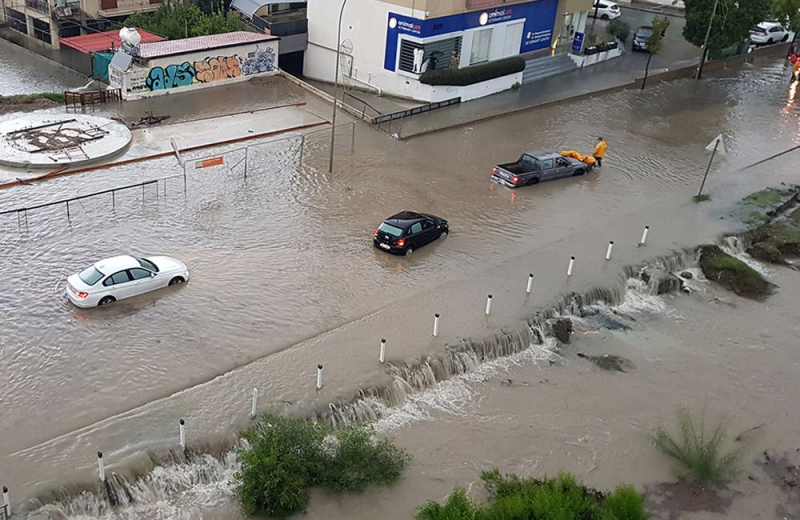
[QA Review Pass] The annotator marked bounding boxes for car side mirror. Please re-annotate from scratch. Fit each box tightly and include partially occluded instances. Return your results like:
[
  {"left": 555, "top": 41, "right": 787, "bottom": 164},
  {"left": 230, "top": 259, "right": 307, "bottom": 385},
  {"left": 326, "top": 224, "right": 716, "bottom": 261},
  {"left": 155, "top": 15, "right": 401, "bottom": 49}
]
[{"left": 150, "top": 272, "right": 156, "bottom": 277}]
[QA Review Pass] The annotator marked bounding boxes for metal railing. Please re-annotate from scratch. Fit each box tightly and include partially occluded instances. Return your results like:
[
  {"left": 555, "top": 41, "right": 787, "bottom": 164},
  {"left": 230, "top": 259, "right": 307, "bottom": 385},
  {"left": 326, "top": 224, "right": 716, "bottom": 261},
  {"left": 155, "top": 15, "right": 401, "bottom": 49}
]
[
  {"left": 372, "top": 97, "right": 461, "bottom": 125},
  {"left": 24, "top": 0, "right": 49, "bottom": 14}
]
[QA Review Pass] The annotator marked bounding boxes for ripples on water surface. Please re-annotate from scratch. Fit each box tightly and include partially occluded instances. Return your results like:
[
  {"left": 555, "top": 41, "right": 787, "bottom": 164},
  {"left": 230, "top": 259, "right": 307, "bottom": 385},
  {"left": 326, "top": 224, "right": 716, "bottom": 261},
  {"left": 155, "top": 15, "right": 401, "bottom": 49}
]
[{"left": 1, "top": 62, "right": 800, "bottom": 492}]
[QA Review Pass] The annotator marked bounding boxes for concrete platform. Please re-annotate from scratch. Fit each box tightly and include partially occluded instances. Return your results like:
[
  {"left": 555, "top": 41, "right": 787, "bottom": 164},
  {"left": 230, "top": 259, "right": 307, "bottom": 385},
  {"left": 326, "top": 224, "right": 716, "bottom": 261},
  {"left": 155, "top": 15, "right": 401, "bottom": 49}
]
[{"left": 0, "top": 114, "right": 131, "bottom": 169}]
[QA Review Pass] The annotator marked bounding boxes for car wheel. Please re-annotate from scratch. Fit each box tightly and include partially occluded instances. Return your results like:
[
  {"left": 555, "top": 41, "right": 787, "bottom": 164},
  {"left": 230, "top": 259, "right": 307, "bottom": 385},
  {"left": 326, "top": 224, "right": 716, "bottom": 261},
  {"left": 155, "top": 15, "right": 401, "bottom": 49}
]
[
  {"left": 783, "top": 34, "right": 789, "bottom": 42},
  {"left": 404, "top": 248, "right": 414, "bottom": 256},
  {"left": 601, "top": 14, "right": 609, "bottom": 20},
  {"left": 573, "top": 169, "right": 586, "bottom": 177},
  {"left": 768, "top": 38, "right": 773, "bottom": 44},
  {"left": 98, "top": 296, "right": 116, "bottom": 306},
  {"left": 528, "top": 177, "right": 540, "bottom": 185},
  {"left": 440, "top": 231, "right": 448, "bottom": 239},
  {"left": 169, "top": 276, "right": 185, "bottom": 286}
]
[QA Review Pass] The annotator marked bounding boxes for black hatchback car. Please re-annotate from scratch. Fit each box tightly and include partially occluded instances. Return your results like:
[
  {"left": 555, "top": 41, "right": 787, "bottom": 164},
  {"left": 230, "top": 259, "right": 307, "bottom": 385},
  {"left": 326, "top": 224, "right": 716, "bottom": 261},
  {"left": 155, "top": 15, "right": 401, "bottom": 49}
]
[{"left": 373, "top": 211, "right": 449, "bottom": 256}]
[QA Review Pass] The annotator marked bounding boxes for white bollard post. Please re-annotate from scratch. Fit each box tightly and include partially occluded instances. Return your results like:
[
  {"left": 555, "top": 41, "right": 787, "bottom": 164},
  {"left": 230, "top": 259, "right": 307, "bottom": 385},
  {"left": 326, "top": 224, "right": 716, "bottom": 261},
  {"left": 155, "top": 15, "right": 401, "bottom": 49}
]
[
  {"left": 250, "top": 388, "right": 258, "bottom": 418},
  {"left": 567, "top": 256, "right": 575, "bottom": 277},
  {"left": 640, "top": 226, "right": 650, "bottom": 246},
  {"left": 3, "top": 486, "right": 10, "bottom": 517},
  {"left": 316, "top": 364, "right": 323, "bottom": 390},
  {"left": 97, "top": 451, "right": 105, "bottom": 482},
  {"left": 526, "top": 273, "right": 534, "bottom": 294},
  {"left": 606, "top": 241, "right": 614, "bottom": 261},
  {"left": 379, "top": 338, "right": 386, "bottom": 363},
  {"left": 485, "top": 294, "right": 493, "bottom": 315},
  {"left": 433, "top": 314, "right": 440, "bottom": 337},
  {"left": 179, "top": 419, "right": 186, "bottom": 449}
]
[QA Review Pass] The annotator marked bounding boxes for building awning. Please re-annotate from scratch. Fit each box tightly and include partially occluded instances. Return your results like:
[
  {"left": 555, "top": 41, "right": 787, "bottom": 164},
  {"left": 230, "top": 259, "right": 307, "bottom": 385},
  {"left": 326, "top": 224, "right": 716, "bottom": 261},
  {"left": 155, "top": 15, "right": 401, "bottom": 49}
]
[
  {"left": 59, "top": 30, "right": 164, "bottom": 54},
  {"left": 231, "top": 0, "right": 305, "bottom": 18}
]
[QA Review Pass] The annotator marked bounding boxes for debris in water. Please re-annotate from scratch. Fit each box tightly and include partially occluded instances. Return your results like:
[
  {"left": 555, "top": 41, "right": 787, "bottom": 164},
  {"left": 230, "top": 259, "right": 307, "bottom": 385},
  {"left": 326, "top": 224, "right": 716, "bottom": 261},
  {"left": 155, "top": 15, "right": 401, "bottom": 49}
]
[
  {"left": 500, "top": 379, "right": 529, "bottom": 387},
  {"left": 681, "top": 271, "right": 693, "bottom": 279},
  {"left": 552, "top": 318, "right": 573, "bottom": 344},
  {"left": 577, "top": 353, "right": 634, "bottom": 372}
]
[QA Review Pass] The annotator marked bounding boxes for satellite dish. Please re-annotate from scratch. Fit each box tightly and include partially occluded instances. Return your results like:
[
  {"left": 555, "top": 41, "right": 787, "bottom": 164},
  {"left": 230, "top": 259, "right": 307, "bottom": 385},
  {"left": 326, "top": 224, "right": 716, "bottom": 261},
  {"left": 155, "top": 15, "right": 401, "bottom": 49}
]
[{"left": 119, "top": 27, "right": 141, "bottom": 46}]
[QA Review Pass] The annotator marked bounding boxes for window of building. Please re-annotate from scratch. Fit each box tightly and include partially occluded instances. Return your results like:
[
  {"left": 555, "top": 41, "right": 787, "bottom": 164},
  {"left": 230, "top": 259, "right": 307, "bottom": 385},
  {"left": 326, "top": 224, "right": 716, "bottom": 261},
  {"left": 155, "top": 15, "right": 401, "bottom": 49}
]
[
  {"left": 398, "top": 36, "right": 462, "bottom": 74},
  {"left": 502, "top": 21, "right": 524, "bottom": 58},
  {"left": 470, "top": 27, "right": 493, "bottom": 65}
]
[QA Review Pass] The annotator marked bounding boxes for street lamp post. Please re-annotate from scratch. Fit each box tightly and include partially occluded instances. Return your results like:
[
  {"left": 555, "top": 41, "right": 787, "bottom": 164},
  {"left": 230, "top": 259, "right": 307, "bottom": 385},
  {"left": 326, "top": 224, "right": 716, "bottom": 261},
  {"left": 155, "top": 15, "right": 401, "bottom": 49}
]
[{"left": 328, "top": 0, "right": 349, "bottom": 173}]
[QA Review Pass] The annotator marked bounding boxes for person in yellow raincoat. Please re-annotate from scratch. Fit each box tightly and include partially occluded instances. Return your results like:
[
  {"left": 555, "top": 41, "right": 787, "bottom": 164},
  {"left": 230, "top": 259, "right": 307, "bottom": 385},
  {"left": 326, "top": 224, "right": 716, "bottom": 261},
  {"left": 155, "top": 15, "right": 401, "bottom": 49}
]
[{"left": 593, "top": 137, "right": 607, "bottom": 167}]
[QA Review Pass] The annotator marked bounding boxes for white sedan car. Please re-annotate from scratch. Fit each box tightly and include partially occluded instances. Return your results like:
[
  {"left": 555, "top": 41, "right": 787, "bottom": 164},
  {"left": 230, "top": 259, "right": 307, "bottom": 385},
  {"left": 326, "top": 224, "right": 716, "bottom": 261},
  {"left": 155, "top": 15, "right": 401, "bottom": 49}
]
[
  {"left": 590, "top": 0, "right": 621, "bottom": 20},
  {"left": 750, "top": 22, "right": 790, "bottom": 45},
  {"left": 66, "top": 255, "right": 189, "bottom": 308}
]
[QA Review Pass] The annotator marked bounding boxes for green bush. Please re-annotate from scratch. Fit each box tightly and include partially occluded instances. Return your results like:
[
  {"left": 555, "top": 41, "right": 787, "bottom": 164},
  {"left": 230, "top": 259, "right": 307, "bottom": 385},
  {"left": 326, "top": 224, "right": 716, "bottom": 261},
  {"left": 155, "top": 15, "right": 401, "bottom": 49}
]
[
  {"left": 415, "top": 470, "right": 649, "bottom": 519},
  {"left": 235, "top": 415, "right": 411, "bottom": 517},
  {"left": 419, "top": 56, "right": 526, "bottom": 86},
  {"left": 653, "top": 408, "right": 743, "bottom": 483},
  {"left": 608, "top": 19, "right": 631, "bottom": 42}
]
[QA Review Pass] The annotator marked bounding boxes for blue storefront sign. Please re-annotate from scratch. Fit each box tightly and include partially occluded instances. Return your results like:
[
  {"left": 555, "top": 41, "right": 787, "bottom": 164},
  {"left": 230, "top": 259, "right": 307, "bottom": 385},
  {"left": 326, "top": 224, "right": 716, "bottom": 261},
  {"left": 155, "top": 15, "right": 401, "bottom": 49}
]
[
  {"left": 572, "top": 32, "right": 585, "bottom": 53},
  {"left": 384, "top": 0, "right": 559, "bottom": 72}
]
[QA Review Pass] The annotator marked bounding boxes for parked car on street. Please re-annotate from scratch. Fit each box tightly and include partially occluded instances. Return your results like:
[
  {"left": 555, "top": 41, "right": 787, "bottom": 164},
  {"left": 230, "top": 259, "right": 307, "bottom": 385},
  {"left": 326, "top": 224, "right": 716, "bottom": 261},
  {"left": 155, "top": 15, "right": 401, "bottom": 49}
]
[
  {"left": 66, "top": 255, "right": 190, "bottom": 308},
  {"left": 491, "top": 151, "right": 591, "bottom": 188},
  {"left": 632, "top": 25, "right": 654, "bottom": 52},
  {"left": 373, "top": 211, "right": 448, "bottom": 256},
  {"left": 749, "top": 22, "right": 790, "bottom": 45},
  {"left": 589, "top": 0, "right": 621, "bottom": 20}
]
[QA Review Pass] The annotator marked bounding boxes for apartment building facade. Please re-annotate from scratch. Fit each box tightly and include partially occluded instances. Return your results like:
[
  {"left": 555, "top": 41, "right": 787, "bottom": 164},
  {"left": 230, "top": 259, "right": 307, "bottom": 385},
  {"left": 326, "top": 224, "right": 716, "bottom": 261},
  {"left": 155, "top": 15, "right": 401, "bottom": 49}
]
[{"left": 304, "top": 0, "right": 592, "bottom": 101}]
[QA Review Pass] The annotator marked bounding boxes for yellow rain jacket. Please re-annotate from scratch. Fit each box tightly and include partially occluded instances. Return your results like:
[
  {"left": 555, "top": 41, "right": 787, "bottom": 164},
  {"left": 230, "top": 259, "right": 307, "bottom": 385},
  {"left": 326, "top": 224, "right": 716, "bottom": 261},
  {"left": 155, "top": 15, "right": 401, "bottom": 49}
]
[{"left": 593, "top": 140, "right": 608, "bottom": 158}]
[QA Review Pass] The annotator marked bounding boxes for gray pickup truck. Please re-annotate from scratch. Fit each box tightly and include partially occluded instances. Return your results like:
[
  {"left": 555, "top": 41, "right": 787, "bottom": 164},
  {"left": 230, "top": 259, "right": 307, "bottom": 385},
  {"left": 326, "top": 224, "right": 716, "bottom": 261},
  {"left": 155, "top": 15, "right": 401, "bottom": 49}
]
[{"left": 491, "top": 150, "right": 592, "bottom": 188}]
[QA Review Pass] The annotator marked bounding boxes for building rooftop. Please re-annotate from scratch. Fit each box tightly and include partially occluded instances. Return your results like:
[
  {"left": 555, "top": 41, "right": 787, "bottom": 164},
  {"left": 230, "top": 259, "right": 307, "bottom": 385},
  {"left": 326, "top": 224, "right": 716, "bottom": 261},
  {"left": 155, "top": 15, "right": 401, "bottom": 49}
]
[
  {"left": 137, "top": 31, "right": 279, "bottom": 60},
  {"left": 59, "top": 30, "right": 165, "bottom": 54}
]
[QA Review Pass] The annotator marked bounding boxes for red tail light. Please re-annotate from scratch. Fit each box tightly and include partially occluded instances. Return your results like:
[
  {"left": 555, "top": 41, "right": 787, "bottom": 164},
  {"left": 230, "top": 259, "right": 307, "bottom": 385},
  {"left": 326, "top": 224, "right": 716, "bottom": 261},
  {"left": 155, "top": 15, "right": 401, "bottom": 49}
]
[
  {"left": 76, "top": 291, "right": 89, "bottom": 298},
  {"left": 512, "top": 175, "right": 519, "bottom": 184},
  {"left": 397, "top": 238, "right": 406, "bottom": 247},
  {"left": 374, "top": 229, "right": 379, "bottom": 237},
  {"left": 492, "top": 166, "right": 497, "bottom": 173}
]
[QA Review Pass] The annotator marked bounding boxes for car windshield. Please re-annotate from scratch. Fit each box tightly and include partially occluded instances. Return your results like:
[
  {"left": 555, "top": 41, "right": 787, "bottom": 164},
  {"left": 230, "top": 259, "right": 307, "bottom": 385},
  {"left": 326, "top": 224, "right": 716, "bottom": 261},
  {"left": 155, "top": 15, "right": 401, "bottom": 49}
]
[
  {"left": 751, "top": 26, "right": 767, "bottom": 34},
  {"left": 638, "top": 28, "right": 653, "bottom": 37},
  {"left": 78, "top": 266, "right": 104, "bottom": 286},
  {"left": 137, "top": 257, "right": 159, "bottom": 272},
  {"left": 378, "top": 222, "right": 404, "bottom": 237}
]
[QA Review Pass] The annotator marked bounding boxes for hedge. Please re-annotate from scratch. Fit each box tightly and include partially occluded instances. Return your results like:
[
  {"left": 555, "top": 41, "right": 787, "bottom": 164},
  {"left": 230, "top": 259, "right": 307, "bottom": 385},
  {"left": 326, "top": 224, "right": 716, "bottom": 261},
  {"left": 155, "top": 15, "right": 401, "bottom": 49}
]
[{"left": 419, "top": 56, "right": 526, "bottom": 86}]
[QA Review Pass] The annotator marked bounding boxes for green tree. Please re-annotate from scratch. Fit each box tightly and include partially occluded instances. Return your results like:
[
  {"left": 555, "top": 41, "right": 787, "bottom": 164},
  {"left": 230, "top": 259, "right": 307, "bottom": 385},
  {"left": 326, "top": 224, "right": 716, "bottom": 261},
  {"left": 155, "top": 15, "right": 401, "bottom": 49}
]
[
  {"left": 642, "top": 16, "right": 671, "bottom": 89},
  {"left": 772, "top": 0, "right": 800, "bottom": 31},
  {"left": 684, "top": 0, "right": 770, "bottom": 53},
  {"left": 125, "top": 1, "right": 240, "bottom": 39},
  {"left": 191, "top": 11, "right": 240, "bottom": 36}
]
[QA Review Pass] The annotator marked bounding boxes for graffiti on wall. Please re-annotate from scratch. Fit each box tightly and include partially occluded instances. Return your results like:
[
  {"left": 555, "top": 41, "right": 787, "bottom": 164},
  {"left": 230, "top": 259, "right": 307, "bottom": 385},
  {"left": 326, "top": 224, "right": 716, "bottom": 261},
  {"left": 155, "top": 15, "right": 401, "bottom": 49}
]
[
  {"left": 141, "top": 45, "right": 277, "bottom": 92},
  {"left": 145, "top": 62, "right": 195, "bottom": 91},
  {"left": 194, "top": 56, "right": 241, "bottom": 83}
]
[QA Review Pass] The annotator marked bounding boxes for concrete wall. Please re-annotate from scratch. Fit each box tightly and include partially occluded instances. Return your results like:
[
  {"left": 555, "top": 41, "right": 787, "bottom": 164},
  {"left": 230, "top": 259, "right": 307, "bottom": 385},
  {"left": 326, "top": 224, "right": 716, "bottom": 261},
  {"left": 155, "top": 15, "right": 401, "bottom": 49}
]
[
  {"left": 112, "top": 40, "right": 280, "bottom": 99},
  {"left": 0, "top": 32, "right": 89, "bottom": 81},
  {"left": 418, "top": 70, "right": 523, "bottom": 102},
  {"left": 97, "top": 0, "right": 160, "bottom": 18},
  {"left": 380, "top": 0, "right": 538, "bottom": 18}
]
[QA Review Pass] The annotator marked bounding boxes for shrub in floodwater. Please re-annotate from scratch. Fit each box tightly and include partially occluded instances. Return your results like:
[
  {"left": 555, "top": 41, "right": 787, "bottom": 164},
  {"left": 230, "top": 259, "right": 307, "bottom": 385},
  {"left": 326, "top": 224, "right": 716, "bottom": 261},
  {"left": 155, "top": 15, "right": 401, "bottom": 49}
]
[
  {"left": 698, "top": 245, "right": 772, "bottom": 299},
  {"left": 235, "top": 415, "right": 410, "bottom": 517},
  {"left": 415, "top": 470, "right": 649, "bottom": 520},
  {"left": 653, "top": 408, "right": 742, "bottom": 483}
]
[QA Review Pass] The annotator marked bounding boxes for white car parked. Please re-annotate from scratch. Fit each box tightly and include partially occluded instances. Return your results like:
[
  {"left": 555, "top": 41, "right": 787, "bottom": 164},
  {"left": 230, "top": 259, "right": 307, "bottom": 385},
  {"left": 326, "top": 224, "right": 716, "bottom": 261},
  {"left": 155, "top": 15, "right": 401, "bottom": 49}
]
[
  {"left": 66, "top": 255, "right": 189, "bottom": 308},
  {"left": 590, "top": 0, "right": 621, "bottom": 20},
  {"left": 750, "top": 22, "right": 790, "bottom": 45}
]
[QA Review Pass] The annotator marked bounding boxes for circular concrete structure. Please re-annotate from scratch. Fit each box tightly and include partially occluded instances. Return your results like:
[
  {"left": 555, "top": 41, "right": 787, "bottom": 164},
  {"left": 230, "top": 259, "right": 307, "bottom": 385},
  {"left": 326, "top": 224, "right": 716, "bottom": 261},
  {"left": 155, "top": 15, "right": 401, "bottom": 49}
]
[{"left": 0, "top": 114, "right": 131, "bottom": 169}]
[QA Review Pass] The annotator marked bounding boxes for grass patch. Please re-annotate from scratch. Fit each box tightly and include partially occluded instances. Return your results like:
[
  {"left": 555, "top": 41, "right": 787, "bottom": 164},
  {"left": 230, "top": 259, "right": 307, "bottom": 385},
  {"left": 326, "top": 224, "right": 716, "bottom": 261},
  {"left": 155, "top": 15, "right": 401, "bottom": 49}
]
[
  {"left": 415, "top": 470, "right": 649, "bottom": 520},
  {"left": 735, "top": 188, "right": 795, "bottom": 226},
  {"left": 698, "top": 245, "right": 772, "bottom": 299},
  {"left": 235, "top": 414, "right": 410, "bottom": 517},
  {"left": 0, "top": 92, "right": 64, "bottom": 104},
  {"left": 38, "top": 92, "right": 65, "bottom": 103},
  {"left": 653, "top": 408, "right": 743, "bottom": 483},
  {"left": 693, "top": 194, "right": 711, "bottom": 203}
]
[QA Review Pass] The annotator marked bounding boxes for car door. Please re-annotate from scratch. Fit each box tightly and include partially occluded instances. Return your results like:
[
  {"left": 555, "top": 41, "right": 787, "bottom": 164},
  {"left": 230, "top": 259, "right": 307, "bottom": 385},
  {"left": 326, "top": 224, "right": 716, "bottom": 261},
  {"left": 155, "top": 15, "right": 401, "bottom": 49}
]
[
  {"left": 553, "top": 158, "right": 572, "bottom": 179},
  {"left": 421, "top": 219, "right": 437, "bottom": 245},
  {"left": 540, "top": 158, "right": 556, "bottom": 181},
  {"left": 407, "top": 222, "right": 424, "bottom": 248},
  {"left": 102, "top": 270, "right": 138, "bottom": 300},
  {"left": 129, "top": 267, "right": 160, "bottom": 294}
]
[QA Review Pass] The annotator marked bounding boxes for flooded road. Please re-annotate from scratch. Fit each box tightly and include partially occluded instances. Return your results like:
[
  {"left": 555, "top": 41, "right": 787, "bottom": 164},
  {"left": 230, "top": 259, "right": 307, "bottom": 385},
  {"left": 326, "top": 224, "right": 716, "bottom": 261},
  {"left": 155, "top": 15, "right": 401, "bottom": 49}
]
[
  {"left": 0, "top": 39, "right": 86, "bottom": 95},
  {"left": 2, "top": 59, "right": 800, "bottom": 515}
]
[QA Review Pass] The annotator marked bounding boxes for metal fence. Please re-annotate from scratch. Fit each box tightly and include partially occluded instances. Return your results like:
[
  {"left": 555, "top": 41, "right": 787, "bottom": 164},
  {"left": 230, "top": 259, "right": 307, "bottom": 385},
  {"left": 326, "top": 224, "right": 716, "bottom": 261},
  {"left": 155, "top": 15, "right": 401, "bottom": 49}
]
[{"left": 0, "top": 122, "right": 358, "bottom": 233}]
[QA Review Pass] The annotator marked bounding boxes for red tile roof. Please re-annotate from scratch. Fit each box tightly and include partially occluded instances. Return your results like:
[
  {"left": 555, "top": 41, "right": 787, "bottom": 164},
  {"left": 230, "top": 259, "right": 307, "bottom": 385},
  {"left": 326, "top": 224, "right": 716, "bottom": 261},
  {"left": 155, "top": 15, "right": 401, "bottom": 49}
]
[
  {"left": 59, "top": 29, "right": 165, "bottom": 54},
  {"left": 137, "top": 31, "right": 279, "bottom": 60}
]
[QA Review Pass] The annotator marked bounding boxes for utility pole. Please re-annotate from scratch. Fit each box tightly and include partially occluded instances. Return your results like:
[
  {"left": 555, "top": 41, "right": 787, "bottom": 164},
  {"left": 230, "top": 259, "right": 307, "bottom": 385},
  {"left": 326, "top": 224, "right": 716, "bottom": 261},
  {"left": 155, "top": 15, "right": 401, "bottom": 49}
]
[
  {"left": 696, "top": 0, "right": 720, "bottom": 80},
  {"left": 328, "top": 0, "right": 349, "bottom": 173}
]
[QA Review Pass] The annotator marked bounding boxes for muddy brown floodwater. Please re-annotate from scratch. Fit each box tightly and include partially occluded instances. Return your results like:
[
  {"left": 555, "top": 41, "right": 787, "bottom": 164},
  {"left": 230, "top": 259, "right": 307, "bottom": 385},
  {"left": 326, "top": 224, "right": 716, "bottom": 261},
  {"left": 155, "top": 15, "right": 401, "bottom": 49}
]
[{"left": 2, "top": 60, "right": 800, "bottom": 518}]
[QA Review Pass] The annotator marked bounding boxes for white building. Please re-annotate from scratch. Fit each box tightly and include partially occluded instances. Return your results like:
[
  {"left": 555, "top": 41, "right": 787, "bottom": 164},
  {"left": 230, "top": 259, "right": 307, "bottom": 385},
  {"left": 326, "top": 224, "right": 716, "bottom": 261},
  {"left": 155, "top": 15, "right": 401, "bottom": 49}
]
[
  {"left": 304, "top": 0, "right": 592, "bottom": 102},
  {"left": 108, "top": 31, "right": 280, "bottom": 100}
]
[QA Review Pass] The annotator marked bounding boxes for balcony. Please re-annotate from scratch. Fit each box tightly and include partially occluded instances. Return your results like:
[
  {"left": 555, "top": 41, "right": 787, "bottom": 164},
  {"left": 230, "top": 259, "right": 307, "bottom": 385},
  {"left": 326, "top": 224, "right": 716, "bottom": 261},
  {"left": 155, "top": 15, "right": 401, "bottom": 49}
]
[
  {"left": 98, "top": 0, "right": 159, "bottom": 17},
  {"left": 53, "top": 0, "right": 82, "bottom": 19},
  {"left": 24, "top": 0, "right": 50, "bottom": 15}
]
